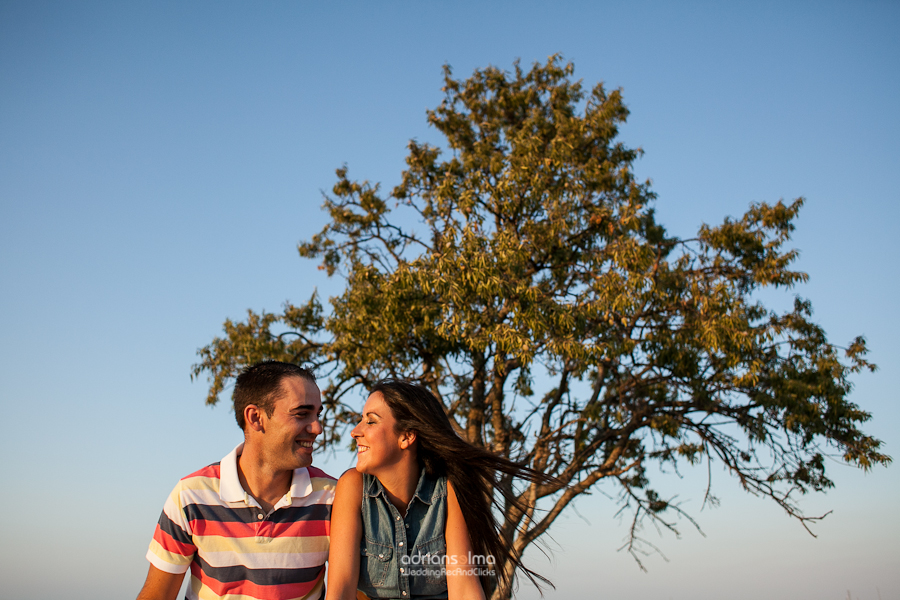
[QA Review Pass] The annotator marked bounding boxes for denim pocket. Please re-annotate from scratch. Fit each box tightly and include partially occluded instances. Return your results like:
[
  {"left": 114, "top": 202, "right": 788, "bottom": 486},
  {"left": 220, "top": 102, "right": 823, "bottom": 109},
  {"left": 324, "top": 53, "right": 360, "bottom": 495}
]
[
  {"left": 360, "top": 539, "right": 393, "bottom": 589},
  {"left": 410, "top": 537, "right": 447, "bottom": 595}
]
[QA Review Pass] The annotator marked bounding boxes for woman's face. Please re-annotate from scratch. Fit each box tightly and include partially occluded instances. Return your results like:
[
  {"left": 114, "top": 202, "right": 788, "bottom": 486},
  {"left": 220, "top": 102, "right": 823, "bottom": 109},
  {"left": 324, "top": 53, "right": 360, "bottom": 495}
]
[{"left": 351, "top": 392, "right": 409, "bottom": 476}]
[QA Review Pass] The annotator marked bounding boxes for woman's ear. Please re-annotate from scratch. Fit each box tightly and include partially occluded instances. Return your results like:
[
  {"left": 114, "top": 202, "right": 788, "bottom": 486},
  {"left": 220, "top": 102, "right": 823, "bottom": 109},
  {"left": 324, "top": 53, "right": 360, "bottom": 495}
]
[{"left": 399, "top": 430, "right": 417, "bottom": 450}]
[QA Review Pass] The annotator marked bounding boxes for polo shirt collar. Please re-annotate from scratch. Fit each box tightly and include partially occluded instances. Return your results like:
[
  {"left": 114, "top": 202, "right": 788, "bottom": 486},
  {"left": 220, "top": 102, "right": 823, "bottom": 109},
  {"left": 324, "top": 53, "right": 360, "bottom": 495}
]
[
  {"left": 219, "top": 443, "right": 313, "bottom": 505},
  {"left": 288, "top": 465, "right": 313, "bottom": 501}
]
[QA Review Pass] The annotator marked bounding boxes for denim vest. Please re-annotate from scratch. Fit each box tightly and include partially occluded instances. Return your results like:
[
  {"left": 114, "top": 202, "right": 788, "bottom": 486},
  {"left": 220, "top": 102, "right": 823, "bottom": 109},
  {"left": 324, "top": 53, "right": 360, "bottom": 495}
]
[{"left": 359, "top": 470, "right": 448, "bottom": 599}]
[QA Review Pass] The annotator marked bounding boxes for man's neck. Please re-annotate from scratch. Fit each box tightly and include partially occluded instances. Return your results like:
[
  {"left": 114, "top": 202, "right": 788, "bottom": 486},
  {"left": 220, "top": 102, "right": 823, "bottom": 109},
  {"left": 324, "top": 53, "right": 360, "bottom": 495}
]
[{"left": 236, "top": 445, "right": 294, "bottom": 514}]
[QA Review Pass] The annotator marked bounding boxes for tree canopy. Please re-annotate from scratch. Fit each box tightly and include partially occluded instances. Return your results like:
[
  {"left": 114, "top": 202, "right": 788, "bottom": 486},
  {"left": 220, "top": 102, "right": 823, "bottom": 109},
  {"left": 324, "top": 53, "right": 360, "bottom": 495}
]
[{"left": 193, "top": 56, "right": 890, "bottom": 600}]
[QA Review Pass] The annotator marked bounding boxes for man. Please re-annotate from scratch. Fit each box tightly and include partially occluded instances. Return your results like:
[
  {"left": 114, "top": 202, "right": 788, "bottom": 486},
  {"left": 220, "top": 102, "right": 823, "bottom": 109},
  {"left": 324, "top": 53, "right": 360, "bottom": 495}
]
[{"left": 136, "top": 361, "right": 336, "bottom": 600}]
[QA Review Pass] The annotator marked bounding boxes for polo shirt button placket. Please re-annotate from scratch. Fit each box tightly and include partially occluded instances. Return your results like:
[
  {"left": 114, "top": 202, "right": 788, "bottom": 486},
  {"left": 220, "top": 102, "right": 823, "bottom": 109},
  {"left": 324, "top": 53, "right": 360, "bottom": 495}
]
[{"left": 255, "top": 510, "right": 273, "bottom": 542}]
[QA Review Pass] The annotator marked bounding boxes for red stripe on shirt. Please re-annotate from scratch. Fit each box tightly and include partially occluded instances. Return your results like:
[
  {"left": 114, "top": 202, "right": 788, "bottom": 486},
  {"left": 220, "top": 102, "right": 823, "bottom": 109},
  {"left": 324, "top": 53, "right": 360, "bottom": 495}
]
[
  {"left": 185, "top": 463, "right": 221, "bottom": 480},
  {"left": 152, "top": 525, "right": 196, "bottom": 557},
  {"left": 191, "top": 518, "right": 329, "bottom": 539},
  {"left": 268, "top": 520, "right": 330, "bottom": 538},
  {"left": 190, "top": 562, "right": 323, "bottom": 599},
  {"left": 306, "top": 466, "right": 336, "bottom": 482}
]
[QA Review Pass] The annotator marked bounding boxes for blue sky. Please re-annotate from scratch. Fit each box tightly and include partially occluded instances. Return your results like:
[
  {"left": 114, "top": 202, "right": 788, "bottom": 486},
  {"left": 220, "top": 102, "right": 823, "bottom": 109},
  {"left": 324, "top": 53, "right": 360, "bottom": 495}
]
[{"left": 1, "top": 2, "right": 897, "bottom": 599}]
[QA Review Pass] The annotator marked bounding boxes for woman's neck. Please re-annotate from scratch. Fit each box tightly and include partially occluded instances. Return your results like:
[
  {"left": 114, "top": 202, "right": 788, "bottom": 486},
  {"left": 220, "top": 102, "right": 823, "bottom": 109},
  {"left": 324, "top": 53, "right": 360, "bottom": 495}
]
[{"left": 375, "top": 459, "right": 421, "bottom": 517}]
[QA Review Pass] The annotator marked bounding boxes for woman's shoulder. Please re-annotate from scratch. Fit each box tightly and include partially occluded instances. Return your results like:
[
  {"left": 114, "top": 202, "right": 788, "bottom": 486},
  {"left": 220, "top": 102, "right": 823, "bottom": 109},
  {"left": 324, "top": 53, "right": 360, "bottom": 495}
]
[
  {"left": 421, "top": 470, "right": 448, "bottom": 501},
  {"left": 335, "top": 468, "right": 364, "bottom": 497}
]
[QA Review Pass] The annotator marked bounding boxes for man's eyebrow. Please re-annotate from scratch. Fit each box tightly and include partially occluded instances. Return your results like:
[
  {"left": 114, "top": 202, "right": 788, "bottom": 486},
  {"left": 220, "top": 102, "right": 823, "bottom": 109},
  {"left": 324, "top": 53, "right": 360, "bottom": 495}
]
[{"left": 290, "top": 404, "right": 319, "bottom": 412}]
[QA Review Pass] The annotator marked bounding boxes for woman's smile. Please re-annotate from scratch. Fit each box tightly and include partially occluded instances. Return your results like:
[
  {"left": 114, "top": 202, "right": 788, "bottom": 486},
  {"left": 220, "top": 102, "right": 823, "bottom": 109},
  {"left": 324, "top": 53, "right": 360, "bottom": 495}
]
[{"left": 351, "top": 392, "right": 407, "bottom": 475}]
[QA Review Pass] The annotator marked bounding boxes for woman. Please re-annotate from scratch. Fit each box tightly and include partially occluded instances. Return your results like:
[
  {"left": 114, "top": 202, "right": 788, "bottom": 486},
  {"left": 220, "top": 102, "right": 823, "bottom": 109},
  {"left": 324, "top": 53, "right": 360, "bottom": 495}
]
[{"left": 326, "top": 380, "right": 551, "bottom": 600}]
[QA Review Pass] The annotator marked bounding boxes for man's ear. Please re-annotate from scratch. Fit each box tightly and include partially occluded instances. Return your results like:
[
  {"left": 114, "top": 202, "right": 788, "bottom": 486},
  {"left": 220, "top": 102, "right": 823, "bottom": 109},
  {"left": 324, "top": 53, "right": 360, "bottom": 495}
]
[
  {"left": 399, "top": 430, "right": 417, "bottom": 450},
  {"left": 244, "top": 405, "right": 266, "bottom": 434}
]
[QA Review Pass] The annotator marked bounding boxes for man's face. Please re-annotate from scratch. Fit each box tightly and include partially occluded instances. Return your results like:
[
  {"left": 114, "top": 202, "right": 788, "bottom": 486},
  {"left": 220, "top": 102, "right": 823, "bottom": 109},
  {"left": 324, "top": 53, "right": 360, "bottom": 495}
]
[{"left": 258, "top": 376, "right": 323, "bottom": 471}]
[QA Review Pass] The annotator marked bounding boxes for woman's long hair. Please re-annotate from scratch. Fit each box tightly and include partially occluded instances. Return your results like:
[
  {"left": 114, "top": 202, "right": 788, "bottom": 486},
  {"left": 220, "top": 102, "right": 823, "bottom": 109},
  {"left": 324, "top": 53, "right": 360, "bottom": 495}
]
[{"left": 370, "top": 379, "right": 554, "bottom": 596}]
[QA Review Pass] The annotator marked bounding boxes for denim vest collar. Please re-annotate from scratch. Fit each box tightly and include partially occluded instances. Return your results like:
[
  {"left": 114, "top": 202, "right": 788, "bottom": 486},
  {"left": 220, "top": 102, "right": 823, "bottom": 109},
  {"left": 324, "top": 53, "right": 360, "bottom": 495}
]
[{"left": 363, "top": 467, "right": 439, "bottom": 506}]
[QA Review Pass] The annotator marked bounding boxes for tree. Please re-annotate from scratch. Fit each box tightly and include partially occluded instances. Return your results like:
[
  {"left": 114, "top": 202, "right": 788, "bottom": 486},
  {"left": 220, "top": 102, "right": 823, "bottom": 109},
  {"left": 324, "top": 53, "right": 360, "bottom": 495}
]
[{"left": 193, "top": 56, "right": 890, "bottom": 600}]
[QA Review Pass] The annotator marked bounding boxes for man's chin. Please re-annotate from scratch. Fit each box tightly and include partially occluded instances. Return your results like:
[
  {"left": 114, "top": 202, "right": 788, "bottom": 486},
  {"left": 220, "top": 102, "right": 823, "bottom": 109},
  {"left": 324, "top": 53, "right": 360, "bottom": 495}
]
[{"left": 293, "top": 453, "right": 314, "bottom": 469}]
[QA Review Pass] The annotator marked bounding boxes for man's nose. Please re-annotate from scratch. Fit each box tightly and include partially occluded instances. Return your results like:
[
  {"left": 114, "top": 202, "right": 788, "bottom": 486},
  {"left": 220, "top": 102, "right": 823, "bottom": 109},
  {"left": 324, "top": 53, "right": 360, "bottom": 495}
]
[{"left": 309, "top": 416, "right": 323, "bottom": 435}]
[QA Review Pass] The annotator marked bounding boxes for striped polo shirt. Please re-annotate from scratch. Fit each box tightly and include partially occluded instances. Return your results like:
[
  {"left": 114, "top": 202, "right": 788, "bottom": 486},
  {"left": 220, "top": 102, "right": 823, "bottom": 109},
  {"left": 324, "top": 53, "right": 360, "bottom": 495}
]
[{"left": 146, "top": 444, "right": 335, "bottom": 600}]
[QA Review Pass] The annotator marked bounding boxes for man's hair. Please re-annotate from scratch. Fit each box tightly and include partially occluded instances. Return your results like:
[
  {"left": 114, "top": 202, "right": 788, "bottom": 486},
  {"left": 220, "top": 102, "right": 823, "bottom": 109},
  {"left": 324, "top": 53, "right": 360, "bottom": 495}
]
[{"left": 232, "top": 361, "right": 316, "bottom": 430}]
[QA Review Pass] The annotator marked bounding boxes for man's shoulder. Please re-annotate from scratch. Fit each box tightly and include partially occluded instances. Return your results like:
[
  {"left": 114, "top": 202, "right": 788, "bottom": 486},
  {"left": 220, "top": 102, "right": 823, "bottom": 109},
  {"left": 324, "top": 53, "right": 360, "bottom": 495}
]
[
  {"left": 306, "top": 467, "right": 337, "bottom": 490},
  {"left": 181, "top": 461, "right": 222, "bottom": 482},
  {"left": 305, "top": 466, "right": 337, "bottom": 494},
  {"left": 306, "top": 465, "right": 336, "bottom": 481},
  {"left": 158, "top": 462, "right": 224, "bottom": 514},
  {"left": 168, "top": 462, "right": 223, "bottom": 496}
]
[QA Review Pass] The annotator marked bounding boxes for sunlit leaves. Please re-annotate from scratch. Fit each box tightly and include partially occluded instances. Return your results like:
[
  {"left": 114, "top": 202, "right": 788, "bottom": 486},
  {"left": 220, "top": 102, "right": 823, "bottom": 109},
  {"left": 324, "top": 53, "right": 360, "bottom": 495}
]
[{"left": 192, "top": 56, "right": 889, "bottom": 590}]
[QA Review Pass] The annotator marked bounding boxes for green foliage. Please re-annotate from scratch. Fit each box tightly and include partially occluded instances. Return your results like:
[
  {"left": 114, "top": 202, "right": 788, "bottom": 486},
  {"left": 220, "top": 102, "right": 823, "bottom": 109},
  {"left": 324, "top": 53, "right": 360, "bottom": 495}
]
[{"left": 193, "top": 56, "right": 889, "bottom": 598}]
